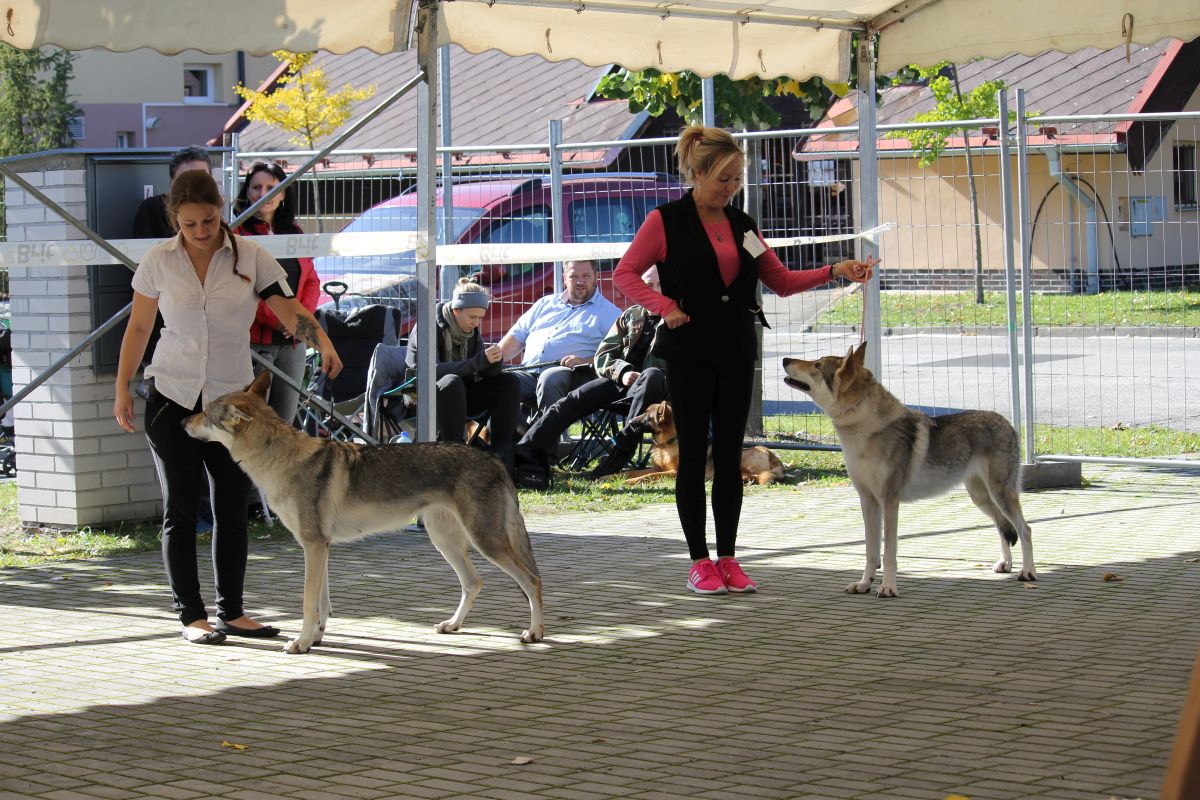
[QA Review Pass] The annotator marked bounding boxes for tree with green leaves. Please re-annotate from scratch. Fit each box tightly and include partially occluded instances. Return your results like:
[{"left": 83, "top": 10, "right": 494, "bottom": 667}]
[
  {"left": 888, "top": 62, "right": 1014, "bottom": 303},
  {"left": 594, "top": 69, "right": 847, "bottom": 131},
  {"left": 0, "top": 44, "right": 79, "bottom": 243},
  {"left": 0, "top": 44, "right": 78, "bottom": 157},
  {"left": 234, "top": 51, "right": 376, "bottom": 231}
]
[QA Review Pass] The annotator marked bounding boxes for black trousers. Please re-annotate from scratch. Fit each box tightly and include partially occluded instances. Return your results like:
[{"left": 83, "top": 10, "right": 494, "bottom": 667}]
[
  {"left": 144, "top": 393, "right": 253, "bottom": 626},
  {"left": 437, "top": 372, "right": 521, "bottom": 466},
  {"left": 665, "top": 358, "right": 755, "bottom": 561},
  {"left": 520, "top": 367, "right": 667, "bottom": 452}
]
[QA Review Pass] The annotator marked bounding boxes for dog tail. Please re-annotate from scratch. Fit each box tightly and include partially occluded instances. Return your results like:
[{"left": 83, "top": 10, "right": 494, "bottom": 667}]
[{"left": 501, "top": 488, "right": 541, "bottom": 579}]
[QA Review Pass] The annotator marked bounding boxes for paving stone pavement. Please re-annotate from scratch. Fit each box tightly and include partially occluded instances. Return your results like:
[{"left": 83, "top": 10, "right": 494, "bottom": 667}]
[{"left": 1, "top": 464, "right": 1198, "bottom": 800}]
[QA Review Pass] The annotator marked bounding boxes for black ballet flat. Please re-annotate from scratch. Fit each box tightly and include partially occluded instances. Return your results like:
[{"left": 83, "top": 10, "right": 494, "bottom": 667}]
[
  {"left": 216, "top": 622, "right": 281, "bottom": 639},
  {"left": 181, "top": 628, "right": 227, "bottom": 645}
]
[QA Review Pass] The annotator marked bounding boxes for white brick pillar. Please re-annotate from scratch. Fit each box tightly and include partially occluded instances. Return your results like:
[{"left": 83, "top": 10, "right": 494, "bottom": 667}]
[{"left": 5, "top": 155, "right": 160, "bottom": 528}]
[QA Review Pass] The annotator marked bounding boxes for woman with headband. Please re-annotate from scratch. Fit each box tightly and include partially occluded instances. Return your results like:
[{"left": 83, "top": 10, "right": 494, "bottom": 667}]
[{"left": 405, "top": 278, "right": 521, "bottom": 474}]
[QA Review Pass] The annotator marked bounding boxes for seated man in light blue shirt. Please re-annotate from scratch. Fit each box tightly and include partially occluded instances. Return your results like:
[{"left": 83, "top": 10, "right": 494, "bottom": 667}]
[{"left": 496, "top": 259, "right": 622, "bottom": 415}]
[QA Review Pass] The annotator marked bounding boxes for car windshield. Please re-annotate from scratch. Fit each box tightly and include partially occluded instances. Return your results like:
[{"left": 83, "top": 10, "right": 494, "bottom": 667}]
[{"left": 340, "top": 204, "right": 485, "bottom": 243}]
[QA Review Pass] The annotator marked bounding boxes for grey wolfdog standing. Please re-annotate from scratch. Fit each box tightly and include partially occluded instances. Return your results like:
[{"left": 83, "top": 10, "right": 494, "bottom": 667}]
[
  {"left": 184, "top": 372, "right": 544, "bottom": 653},
  {"left": 782, "top": 341, "right": 1036, "bottom": 598}
]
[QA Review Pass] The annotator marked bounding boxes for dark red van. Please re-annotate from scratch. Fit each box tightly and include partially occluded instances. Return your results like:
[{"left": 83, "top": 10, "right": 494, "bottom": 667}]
[{"left": 314, "top": 172, "right": 685, "bottom": 341}]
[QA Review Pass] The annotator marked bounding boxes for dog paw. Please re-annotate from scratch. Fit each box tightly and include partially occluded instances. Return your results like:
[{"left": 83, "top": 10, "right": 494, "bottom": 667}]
[
  {"left": 1018, "top": 569, "right": 1038, "bottom": 582},
  {"left": 284, "top": 637, "right": 312, "bottom": 654},
  {"left": 521, "top": 628, "right": 544, "bottom": 644},
  {"left": 993, "top": 559, "right": 1013, "bottom": 574},
  {"left": 877, "top": 585, "right": 899, "bottom": 598},
  {"left": 845, "top": 581, "right": 873, "bottom": 594},
  {"left": 435, "top": 620, "right": 461, "bottom": 634}
]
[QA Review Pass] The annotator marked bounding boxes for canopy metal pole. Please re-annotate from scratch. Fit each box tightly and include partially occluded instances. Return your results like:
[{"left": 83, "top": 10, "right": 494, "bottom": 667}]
[
  {"left": 997, "top": 90, "right": 1023, "bottom": 432},
  {"left": 855, "top": 35, "right": 883, "bottom": 376},
  {"left": 414, "top": 0, "right": 440, "bottom": 442},
  {"left": 701, "top": 78, "right": 716, "bottom": 127},
  {"left": 438, "top": 44, "right": 458, "bottom": 301},
  {"left": 1015, "top": 89, "right": 1036, "bottom": 462}
]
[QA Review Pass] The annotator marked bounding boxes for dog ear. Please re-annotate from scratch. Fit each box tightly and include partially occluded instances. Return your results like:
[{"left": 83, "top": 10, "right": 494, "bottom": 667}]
[
  {"left": 226, "top": 405, "right": 254, "bottom": 428},
  {"left": 247, "top": 370, "right": 272, "bottom": 399},
  {"left": 853, "top": 340, "right": 868, "bottom": 363},
  {"left": 835, "top": 345, "right": 860, "bottom": 383}
]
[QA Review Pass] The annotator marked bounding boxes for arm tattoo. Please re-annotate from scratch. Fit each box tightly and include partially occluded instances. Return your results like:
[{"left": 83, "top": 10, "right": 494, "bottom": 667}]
[{"left": 293, "top": 315, "right": 321, "bottom": 348}]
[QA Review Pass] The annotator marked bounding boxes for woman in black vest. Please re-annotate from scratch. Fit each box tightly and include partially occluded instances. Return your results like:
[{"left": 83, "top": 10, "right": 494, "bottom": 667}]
[{"left": 614, "top": 126, "right": 875, "bottom": 596}]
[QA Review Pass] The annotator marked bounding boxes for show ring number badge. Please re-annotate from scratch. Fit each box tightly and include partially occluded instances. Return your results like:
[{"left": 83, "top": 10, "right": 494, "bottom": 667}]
[{"left": 743, "top": 230, "right": 766, "bottom": 258}]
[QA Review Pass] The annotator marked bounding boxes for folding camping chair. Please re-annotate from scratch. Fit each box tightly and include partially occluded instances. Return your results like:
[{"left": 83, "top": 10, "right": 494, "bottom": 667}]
[
  {"left": 557, "top": 396, "right": 651, "bottom": 473},
  {"left": 295, "top": 297, "right": 408, "bottom": 441},
  {"left": 363, "top": 343, "right": 492, "bottom": 446}
]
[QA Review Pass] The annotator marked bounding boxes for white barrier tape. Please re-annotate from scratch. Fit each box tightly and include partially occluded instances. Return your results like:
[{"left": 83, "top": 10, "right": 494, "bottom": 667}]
[
  {"left": 763, "top": 223, "right": 893, "bottom": 250},
  {"left": 0, "top": 232, "right": 423, "bottom": 269},
  {"left": 0, "top": 223, "right": 893, "bottom": 269}
]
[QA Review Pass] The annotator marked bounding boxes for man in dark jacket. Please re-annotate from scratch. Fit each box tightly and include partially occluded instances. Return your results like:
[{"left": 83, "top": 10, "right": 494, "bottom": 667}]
[{"left": 131, "top": 146, "right": 213, "bottom": 238}]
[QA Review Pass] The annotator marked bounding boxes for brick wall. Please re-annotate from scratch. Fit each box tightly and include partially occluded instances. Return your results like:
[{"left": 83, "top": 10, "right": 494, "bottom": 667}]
[{"left": 5, "top": 156, "right": 160, "bottom": 529}]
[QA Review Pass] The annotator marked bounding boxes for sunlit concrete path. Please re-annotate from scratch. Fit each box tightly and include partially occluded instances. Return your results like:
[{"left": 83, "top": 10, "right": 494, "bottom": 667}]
[{"left": 1, "top": 464, "right": 1197, "bottom": 800}]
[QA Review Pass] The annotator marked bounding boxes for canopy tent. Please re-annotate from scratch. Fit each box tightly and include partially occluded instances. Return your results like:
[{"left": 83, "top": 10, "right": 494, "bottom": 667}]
[
  {"left": 3, "top": 0, "right": 1200, "bottom": 439},
  {"left": 3, "top": 0, "right": 1198, "bottom": 81}
]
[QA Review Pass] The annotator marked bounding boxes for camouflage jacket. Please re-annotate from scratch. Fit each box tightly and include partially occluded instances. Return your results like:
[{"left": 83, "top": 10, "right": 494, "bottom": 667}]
[{"left": 593, "top": 305, "right": 664, "bottom": 384}]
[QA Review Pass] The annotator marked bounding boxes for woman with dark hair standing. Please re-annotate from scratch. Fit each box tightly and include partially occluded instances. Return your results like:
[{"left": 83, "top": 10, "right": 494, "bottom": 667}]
[
  {"left": 113, "top": 170, "right": 343, "bottom": 645},
  {"left": 233, "top": 162, "right": 321, "bottom": 425},
  {"left": 614, "top": 125, "right": 876, "bottom": 596}
]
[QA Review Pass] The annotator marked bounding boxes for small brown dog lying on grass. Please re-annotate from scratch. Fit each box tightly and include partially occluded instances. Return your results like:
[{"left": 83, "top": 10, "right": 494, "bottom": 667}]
[{"left": 617, "top": 401, "right": 785, "bottom": 486}]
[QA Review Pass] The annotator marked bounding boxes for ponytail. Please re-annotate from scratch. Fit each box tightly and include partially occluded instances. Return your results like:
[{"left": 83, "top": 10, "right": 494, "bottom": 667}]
[{"left": 220, "top": 220, "right": 249, "bottom": 284}]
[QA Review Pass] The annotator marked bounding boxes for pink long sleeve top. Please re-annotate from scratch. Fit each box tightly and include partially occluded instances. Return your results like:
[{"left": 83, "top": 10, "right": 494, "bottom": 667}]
[{"left": 614, "top": 208, "right": 836, "bottom": 315}]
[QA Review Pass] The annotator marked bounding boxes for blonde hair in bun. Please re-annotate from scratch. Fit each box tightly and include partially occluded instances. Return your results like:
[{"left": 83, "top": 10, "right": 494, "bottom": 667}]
[{"left": 675, "top": 125, "right": 744, "bottom": 184}]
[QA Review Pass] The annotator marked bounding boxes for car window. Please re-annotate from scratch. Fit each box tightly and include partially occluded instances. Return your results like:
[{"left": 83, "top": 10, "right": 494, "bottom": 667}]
[
  {"left": 475, "top": 206, "right": 550, "bottom": 245},
  {"left": 341, "top": 204, "right": 485, "bottom": 243},
  {"left": 568, "top": 196, "right": 662, "bottom": 242},
  {"left": 467, "top": 206, "right": 550, "bottom": 280}
]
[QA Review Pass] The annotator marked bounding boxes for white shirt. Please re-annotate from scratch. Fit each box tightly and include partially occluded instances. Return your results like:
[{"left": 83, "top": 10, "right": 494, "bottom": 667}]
[{"left": 132, "top": 232, "right": 289, "bottom": 409}]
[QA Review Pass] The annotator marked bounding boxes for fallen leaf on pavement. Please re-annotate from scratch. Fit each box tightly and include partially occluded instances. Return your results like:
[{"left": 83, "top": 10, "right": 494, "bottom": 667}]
[
  {"left": 1102, "top": 572, "right": 1123, "bottom": 582},
  {"left": 510, "top": 756, "right": 534, "bottom": 765},
  {"left": 221, "top": 741, "right": 249, "bottom": 750}
]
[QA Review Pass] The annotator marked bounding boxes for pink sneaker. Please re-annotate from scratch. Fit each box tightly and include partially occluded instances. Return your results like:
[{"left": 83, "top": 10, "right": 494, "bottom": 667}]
[
  {"left": 716, "top": 557, "right": 758, "bottom": 593},
  {"left": 687, "top": 560, "right": 727, "bottom": 595}
]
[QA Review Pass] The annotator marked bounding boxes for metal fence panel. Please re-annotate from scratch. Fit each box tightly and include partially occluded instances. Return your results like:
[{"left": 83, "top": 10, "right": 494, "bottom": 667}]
[{"left": 233, "top": 108, "right": 1200, "bottom": 465}]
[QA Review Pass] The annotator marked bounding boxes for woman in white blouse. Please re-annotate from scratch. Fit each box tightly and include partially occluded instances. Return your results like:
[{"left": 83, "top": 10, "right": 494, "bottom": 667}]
[{"left": 113, "top": 170, "right": 343, "bottom": 646}]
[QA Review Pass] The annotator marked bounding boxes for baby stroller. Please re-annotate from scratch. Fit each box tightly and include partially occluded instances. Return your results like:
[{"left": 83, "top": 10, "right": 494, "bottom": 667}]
[{"left": 296, "top": 282, "right": 411, "bottom": 440}]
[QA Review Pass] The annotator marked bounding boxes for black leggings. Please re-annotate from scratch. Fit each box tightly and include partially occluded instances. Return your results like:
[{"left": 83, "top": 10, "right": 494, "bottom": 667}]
[
  {"left": 666, "top": 358, "right": 755, "bottom": 561},
  {"left": 144, "top": 393, "right": 252, "bottom": 626}
]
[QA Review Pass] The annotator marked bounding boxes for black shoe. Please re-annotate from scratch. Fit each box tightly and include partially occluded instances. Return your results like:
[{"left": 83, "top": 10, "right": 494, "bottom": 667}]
[
  {"left": 181, "top": 628, "right": 227, "bottom": 645},
  {"left": 587, "top": 427, "right": 642, "bottom": 479},
  {"left": 513, "top": 444, "right": 551, "bottom": 490},
  {"left": 215, "top": 622, "right": 282, "bottom": 638}
]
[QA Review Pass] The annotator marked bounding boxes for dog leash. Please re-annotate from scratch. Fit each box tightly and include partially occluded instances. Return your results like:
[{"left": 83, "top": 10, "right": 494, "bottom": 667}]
[{"left": 502, "top": 360, "right": 571, "bottom": 373}]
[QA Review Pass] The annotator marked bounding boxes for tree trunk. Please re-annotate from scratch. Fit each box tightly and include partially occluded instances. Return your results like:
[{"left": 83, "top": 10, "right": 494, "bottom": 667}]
[
  {"left": 305, "top": 135, "right": 325, "bottom": 233},
  {"left": 952, "top": 67, "right": 986, "bottom": 305}
]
